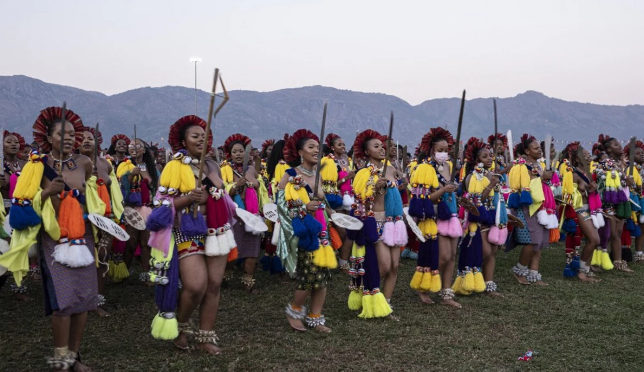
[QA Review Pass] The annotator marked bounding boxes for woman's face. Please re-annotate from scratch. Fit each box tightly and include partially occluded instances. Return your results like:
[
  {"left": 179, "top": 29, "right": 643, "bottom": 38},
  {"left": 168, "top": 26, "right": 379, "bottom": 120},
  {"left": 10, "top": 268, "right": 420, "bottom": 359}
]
[
  {"left": 231, "top": 143, "right": 246, "bottom": 165},
  {"left": 81, "top": 131, "right": 95, "bottom": 157},
  {"left": 365, "top": 138, "right": 385, "bottom": 162},
  {"left": 495, "top": 139, "right": 504, "bottom": 155},
  {"left": 332, "top": 138, "right": 346, "bottom": 155},
  {"left": 128, "top": 139, "right": 145, "bottom": 158},
  {"left": 606, "top": 139, "right": 622, "bottom": 157},
  {"left": 298, "top": 139, "right": 319, "bottom": 165},
  {"left": 431, "top": 140, "right": 449, "bottom": 157},
  {"left": 183, "top": 125, "right": 206, "bottom": 158},
  {"left": 115, "top": 138, "right": 127, "bottom": 153},
  {"left": 635, "top": 148, "right": 644, "bottom": 164},
  {"left": 525, "top": 140, "right": 542, "bottom": 161},
  {"left": 48, "top": 121, "right": 76, "bottom": 155},
  {"left": 478, "top": 148, "right": 493, "bottom": 168},
  {"left": 217, "top": 148, "right": 224, "bottom": 161},
  {"left": 4, "top": 135, "right": 20, "bottom": 156},
  {"left": 550, "top": 145, "right": 556, "bottom": 159},
  {"left": 265, "top": 145, "right": 273, "bottom": 158},
  {"left": 582, "top": 148, "right": 592, "bottom": 164}
]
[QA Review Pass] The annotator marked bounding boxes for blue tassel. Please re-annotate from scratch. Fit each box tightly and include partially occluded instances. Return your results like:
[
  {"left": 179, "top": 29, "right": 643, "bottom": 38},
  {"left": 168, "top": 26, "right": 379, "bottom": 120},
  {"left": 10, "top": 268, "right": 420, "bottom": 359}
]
[
  {"left": 570, "top": 256, "right": 580, "bottom": 271},
  {"left": 301, "top": 214, "right": 321, "bottom": 251},
  {"left": 632, "top": 224, "right": 642, "bottom": 238},
  {"left": 563, "top": 264, "right": 576, "bottom": 278},
  {"left": 9, "top": 204, "right": 42, "bottom": 230},
  {"left": 128, "top": 191, "right": 142, "bottom": 206},
  {"left": 626, "top": 218, "right": 636, "bottom": 232},
  {"left": 409, "top": 197, "right": 423, "bottom": 218},
  {"left": 354, "top": 226, "right": 366, "bottom": 246},
  {"left": 233, "top": 194, "right": 245, "bottom": 209},
  {"left": 180, "top": 212, "right": 208, "bottom": 236},
  {"left": 631, "top": 195, "right": 642, "bottom": 212},
  {"left": 326, "top": 194, "right": 343, "bottom": 210},
  {"left": 364, "top": 217, "right": 379, "bottom": 244},
  {"left": 422, "top": 198, "right": 435, "bottom": 219},
  {"left": 259, "top": 255, "right": 271, "bottom": 271},
  {"left": 507, "top": 193, "right": 520, "bottom": 209},
  {"left": 271, "top": 255, "right": 284, "bottom": 274},
  {"left": 519, "top": 190, "right": 533, "bottom": 206},
  {"left": 563, "top": 219, "right": 577, "bottom": 234},
  {"left": 146, "top": 206, "right": 173, "bottom": 232},
  {"left": 437, "top": 200, "right": 451, "bottom": 220},
  {"left": 384, "top": 188, "right": 397, "bottom": 217}
]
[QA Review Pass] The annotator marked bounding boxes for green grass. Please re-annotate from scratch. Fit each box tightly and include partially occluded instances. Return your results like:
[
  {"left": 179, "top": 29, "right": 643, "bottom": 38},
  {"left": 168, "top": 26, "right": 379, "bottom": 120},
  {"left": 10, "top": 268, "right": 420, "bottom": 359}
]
[{"left": 2, "top": 245, "right": 644, "bottom": 371}]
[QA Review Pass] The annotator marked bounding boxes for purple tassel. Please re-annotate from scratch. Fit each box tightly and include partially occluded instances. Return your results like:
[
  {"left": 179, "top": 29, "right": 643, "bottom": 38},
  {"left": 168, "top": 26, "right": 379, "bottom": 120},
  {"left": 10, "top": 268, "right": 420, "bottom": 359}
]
[
  {"left": 354, "top": 225, "right": 366, "bottom": 246},
  {"left": 422, "top": 198, "right": 435, "bottom": 219},
  {"left": 437, "top": 200, "right": 451, "bottom": 220},
  {"left": 155, "top": 244, "right": 179, "bottom": 313},
  {"left": 180, "top": 212, "right": 208, "bottom": 236},
  {"left": 147, "top": 206, "right": 174, "bottom": 232},
  {"left": 364, "top": 217, "right": 379, "bottom": 244},
  {"left": 128, "top": 191, "right": 142, "bottom": 206},
  {"left": 409, "top": 197, "right": 423, "bottom": 218}
]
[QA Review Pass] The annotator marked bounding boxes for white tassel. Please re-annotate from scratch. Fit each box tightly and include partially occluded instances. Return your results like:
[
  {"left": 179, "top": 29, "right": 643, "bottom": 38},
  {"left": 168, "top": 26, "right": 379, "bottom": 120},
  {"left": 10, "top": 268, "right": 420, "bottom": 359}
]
[
  {"left": 342, "top": 194, "right": 354, "bottom": 211},
  {"left": 639, "top": 214, "right": 644, "bottom": 224},
  {"left": 537, "top": 210, "right": 549, "bottom": 227},
  {"left": 204, "top": 229, "right": 221, "bottom": 257},
  {"left": 495, "top": 198, "right": 501, "bottom": 226},
  {"left": 548, "top": 214, "right": 559, "bottom": 229},
  {"left": 591, "top": 214, "right": 600, "bottom": 229},
  {"left": 52, "top": 241, "right": 94, "bottom": 268},
  {"left": 597, "top": 213, "right": 605, "bottom": 228},
  {"left": 225, "top": 227, "right": 237, "bottom": 249},
  {"left": 28, "top": 244, "right": 38, "bottom": 258},
  {"left": 271, "top": 221, "right": 281, "bottom": 245},
  {"left": 217, "top": 234, "right": 231, "bottom": 255}
]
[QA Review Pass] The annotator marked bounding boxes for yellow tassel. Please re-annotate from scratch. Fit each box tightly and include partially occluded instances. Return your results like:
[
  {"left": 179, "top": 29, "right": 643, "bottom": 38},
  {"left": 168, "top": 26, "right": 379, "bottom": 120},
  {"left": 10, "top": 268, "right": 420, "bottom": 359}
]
[
  {"left": 159, "top": 159, "right": 182, "bottom": 190},
  {"left": 109, "top": 261, "right": 130, "bottom": 282},
  {"left": 473, "top": 271, "right": 486, "bottom": 293},
  {"left": 116, "top": 159, "right": 135, "bottom": 179},
  {"left": 320, "top": 157, "right": 338, "bottom": 182},
  {"left": 273, "top": 162, "right": 290, "bottom": 184},
  {"left": 601, "top": 251, "right": 614, "bottom": 270},
  {"left": 591, "top": 249, "right": 600, "bottom": 266},
  {"left": 353, "top": 168, "right": 376, "bottom": 199},
  {"left": 348, "top": 290, "right": 363, "bottom": 310},
  {"left": 420, "top": 271, "right": 432, "bottom": 292},
  {"left": 410, "top": 270, "right": 423, "bottom": 290},
  {"left": 312, "top": 247, "right": 327, "bottom": 268},
  {"left": 179, "top": 162, "right": 196, "bottom": 193},
  {"left": 13, "top": 153, "right": 45, "bottom": 200},
  {"left": 428, "top": 272, "right": 441, "bottom": 293},
  {"left": 462, "top": 271, "right": 475, "bottom": 292},
  {"left": 451, "top": 275, "right": 462, "bottom": 293},
  {"left": 151, "top": 313, "right": 179, "bottom": 340},
  {"left": 358, "top": 294, "right": 374, "bottom": 319},
  {"left": 323, "top": 245, "right": 337, "bottom": 269},
  {"left": 371, "top": 292, "right": 393, "bottom": 318}
]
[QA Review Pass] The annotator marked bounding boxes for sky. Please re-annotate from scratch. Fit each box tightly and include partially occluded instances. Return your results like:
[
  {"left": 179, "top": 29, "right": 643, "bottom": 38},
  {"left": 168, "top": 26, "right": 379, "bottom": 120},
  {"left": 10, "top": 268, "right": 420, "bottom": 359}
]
[{"left": 1, "top": 0, "right": 642, "bottom": 106}]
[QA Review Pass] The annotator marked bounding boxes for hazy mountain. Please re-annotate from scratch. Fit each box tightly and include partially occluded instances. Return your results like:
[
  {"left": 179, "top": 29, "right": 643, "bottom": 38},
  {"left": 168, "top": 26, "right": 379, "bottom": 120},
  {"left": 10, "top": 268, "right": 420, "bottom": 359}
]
[{"left": 1, "top": 75, "right": 642, "bottom": 149}]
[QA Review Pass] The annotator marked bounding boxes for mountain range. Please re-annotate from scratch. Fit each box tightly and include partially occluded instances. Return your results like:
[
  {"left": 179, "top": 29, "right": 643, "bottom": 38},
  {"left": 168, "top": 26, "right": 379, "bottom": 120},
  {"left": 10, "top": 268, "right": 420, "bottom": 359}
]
[{"left": 1, "top": 75, "right": 642, "bottom": 150}]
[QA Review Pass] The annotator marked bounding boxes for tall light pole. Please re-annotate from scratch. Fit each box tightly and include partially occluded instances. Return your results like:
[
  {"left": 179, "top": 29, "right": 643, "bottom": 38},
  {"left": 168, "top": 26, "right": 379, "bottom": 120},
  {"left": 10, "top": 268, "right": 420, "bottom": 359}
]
[{"left": 190, "top": 57, "right": 202, "bottom": 115}]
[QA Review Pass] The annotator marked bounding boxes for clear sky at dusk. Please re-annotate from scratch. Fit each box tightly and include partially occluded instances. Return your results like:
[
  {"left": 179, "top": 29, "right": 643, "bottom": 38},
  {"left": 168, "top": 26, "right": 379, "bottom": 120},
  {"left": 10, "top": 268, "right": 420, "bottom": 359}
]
[{"left": 1, "top": 0, "right": 642, "bottom": 105}]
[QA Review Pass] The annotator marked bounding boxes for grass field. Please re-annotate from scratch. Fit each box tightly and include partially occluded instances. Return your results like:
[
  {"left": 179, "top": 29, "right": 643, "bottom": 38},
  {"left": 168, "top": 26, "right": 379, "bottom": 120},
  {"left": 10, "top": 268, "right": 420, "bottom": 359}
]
[{"left": 2, "top": 244, "right": 644, "bottom": 372}]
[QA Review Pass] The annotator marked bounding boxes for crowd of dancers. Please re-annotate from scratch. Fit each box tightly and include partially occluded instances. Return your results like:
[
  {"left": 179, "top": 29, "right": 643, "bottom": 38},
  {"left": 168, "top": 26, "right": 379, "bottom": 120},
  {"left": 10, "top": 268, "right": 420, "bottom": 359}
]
[{"left": 1, "top": 104, "right": 643, "bottom": 371}]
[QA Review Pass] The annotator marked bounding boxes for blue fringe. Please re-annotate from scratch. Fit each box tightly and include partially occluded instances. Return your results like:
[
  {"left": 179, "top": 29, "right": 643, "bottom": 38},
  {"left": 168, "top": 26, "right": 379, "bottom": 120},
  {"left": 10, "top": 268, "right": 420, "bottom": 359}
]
[
  {"left": 437, "top": 200, "right": 451, "bottom": 221},
  {"left": 519, "top": 190, "right": 533, "bottom": 206},
  {"left": 271, "top": 255, "right": 285, "bottom": 274},
  {"left": 326, "top": 194, "right": 343, "bottom": 210},
  {"left": 233, "top": 194, "right": 245, "bottom": 209},
  {"left": 562, "top": 219, "right": 577, "bottom": 234},
  {"left": 563, "top": 264, "right": 576, "bottom": 278},
  {"left": 259, "top": 255, "right": 271, "bottom": 271},
  {"left": 507, "top": 193, "right": 520, "bottom": 209},
  {"left": 10, "top": 205, "right": 42, "bottom": 230},
  {"left": 570, "top": 256, "right": 580, "bottom": 271},
  {"left": 180, "top": 212, "right": 208, "bottom": 236},
  {"left": 408, "top": 197, "right": 423, "bottom": 218}
]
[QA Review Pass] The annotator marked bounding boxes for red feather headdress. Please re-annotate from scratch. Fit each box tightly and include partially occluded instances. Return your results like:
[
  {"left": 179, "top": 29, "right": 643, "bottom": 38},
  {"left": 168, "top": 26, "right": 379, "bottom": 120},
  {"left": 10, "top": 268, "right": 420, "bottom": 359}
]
[
  {"left": 463, "top": 137, "right": 489, "bottom": 164},
  {"left": 33, "top": 106, "right": 84, "bottom": 153},
  {"left": 325, "top": 133, "right": 341, "bottom": 147},
  {"left": 284, "top": 129, "right": 319, "bottom": 163},
  {"left": 563, "top": 141, "right": 581, "bottom": 160},
  {"left": 487, "top": 133, "right": 507, "bottom": 149},
  {"left": 624, "top": 140, "right": 644, "bottom": 157},
  {"left": 261, "top": 139, "right": 275, "bottom": 153},
  {"left": 352, "top": 129, "right": 384, "bottom": 160},
  {"left": 82, "top": 126, "right": 103, "bottom": 147},
  {"left": 111, "top": 134, "right": 131, "bottom": 147},
  {"left": 592, "top": 143, "right": 603, "bottom": 157},
  {"left": 420, "top": 127, "right": 454, "bottom": 154},
  {"left": 3, "top": 131, "right": 26, "bottom": 151},
  {"left": 413, "top": 145, "right": 420, "bottom": 157},
  {"left": 520, "top": 133, "right": 536, "bottom": 147},
  {"left": 513, "top": 143, "right": 521, "bottom": 158},
  {"left": 223, "top": 134, "right": 251, "bottom": 158},
  {"left": 168, "top": 115, "right": 213, "bottom": 152}
]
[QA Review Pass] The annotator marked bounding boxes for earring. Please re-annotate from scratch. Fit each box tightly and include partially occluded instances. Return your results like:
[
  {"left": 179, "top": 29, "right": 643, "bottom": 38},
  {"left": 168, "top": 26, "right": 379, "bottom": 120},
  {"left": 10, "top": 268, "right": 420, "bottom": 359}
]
[{"left": 300, "top": 156, "right": 304, "bottom": 164}]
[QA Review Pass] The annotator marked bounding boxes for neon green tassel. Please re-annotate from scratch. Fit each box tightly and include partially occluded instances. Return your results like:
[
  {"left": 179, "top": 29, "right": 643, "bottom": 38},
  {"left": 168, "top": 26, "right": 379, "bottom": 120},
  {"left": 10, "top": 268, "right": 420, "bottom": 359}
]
[
  {"left": 151, "top": 313, "right": 178, "bottom": 340},
  {"left": 348, "top": 290, "right": 363, "bottom": 310},
  {"left": 358, "top": 294, "right": 374, "bottom": 319},
  {"left": 601, "top": 251, "right": 614, "bottom": 270},
  {"left": 371, "top": 292, "right": 393, "bottom": 318},
  {"left": 109, "top": 261, "right": 129, "bottom": 282},
  {"left": 591, "top": 249, "right": 600, "bottom": 266}
]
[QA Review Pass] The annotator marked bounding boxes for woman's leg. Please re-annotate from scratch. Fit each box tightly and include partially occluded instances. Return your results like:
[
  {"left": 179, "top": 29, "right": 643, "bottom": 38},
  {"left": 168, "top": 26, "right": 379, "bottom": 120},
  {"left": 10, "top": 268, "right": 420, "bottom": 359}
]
[
  {"left": 286, "top": 289, "right": 311, "bottom": 331},
  {"left": 481, "top": 230, "right": 502, "bottom": 296},
  {"left": 242, "top": 257, "right": 259, "bottom": 293},
  {"left": 195, "top": 255, "right": 227, "bottom": 355},
  {"left": 307, "top": 288, "right": 331, "bottom": 333},
  {"left": 577, "top": 215, "right": 601, "bottom": 282},
  {"left": 512, "top": 245, "right": 534, "bottom": 285},
  {"left": 438, "top": 235, "right": 460, "bottom": 308},
  {"left": 375, "top": 241, "right": 392, "bottom": 299},
  {"left": 174, "top": 255, "right": 208, "bottom": 349},
  {"left": 611, "top": 218, "right": 632, "bottom": 272},
  {"left": 123, "top": 226, "right": 139, "bottom": 269}
]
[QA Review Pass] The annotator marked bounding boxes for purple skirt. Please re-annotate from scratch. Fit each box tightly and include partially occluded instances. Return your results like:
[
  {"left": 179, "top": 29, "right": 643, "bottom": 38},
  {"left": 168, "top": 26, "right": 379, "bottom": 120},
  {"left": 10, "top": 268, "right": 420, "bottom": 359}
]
[
  {"left": 507, "top": 206, "right": 549, "bottom": 252},
  {"left": 233, "top": 222, "right": 262, "bottom": 259},
  {"left": 40, "top": 221, "right": 97, "bottom": 316}
]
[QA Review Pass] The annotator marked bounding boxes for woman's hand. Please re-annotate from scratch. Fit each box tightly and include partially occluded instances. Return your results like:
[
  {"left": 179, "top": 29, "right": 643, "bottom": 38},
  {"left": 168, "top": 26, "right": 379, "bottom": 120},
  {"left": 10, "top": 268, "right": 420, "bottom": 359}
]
[
  {"left": 542, "top": 170, "right": 553, "bottom": 182},
  {"left": 236, "top": 177, "right": 247, "bottom": 188},
  {"left": 0, "top": 175, "right": 8, "bottom": 188},
  {"left": 626, "top": 175, "right": 635, "bottom": 188},
  {"left": 189, "top": 186, "right": 208, "bottom": 204},
  {"left": 43, "top": 177, "right": 65, "bottom": 199},
  {"left": 486, "top": 172, "right": 500, "bottom": 187},
  {"left": 375, "top": 178, "right": 387, "bottom": 192},
  {"left": 306, "top": 200, "right": 321, "bottom": 212},
  {"left": 588, "top": 181, "right": 598, "bottom": 193},
  {"left": 441, "top": 184, "right": 457, "bottom": 193},
  {"left": 131, "top": 167, "right": 141, "bottom": 176}
]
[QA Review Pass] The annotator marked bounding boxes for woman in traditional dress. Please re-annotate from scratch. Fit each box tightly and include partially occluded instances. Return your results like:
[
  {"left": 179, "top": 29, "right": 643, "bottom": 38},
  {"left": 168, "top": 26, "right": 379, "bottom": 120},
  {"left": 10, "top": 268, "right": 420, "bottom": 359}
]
[
  {"left": 624, "top": 141, "right": 644, "bottom": 262},
  {"left": 1, "top": 106, "right": 102, "bottom": 371},
  {"left": 107, "top": 134, "right": 130, "bottom": 169},
  {"left": 79, "top": 126, "right": 124, "bottom": 315},
  {"left": 347, "top": 129, "right": 407, "bottom": 319},
  {"left": 322, "top": 133, "right": 355, "bottom": 271},
  {"left": 593, "top": 134, "right": 634, "bottom": 272},
  {"left": 147, "top": 115, "right": 233, "bottom": 355},
  {"left": 220, "top": 134, "right": 267, "bottom": 293},
  {"left": 118, "top": 138, "right": 158, "bottom": 283},
  {"left": 558, "top": 142, "right": 602, "bottom": 282},
  {"left": 0, "top": 131, "right": 30, "bottom": 300},
  {"left": 278, "top": 129, "right": 335, "bottom": 332},
  {"left": 452, "top": 137, "right": 506, "bottom": 298},
  {"left": 507, "top": 134, "right": 553, "bottom": 285},
  {"left": 408, "top": 128, "right": 462, "bottom": 307}
]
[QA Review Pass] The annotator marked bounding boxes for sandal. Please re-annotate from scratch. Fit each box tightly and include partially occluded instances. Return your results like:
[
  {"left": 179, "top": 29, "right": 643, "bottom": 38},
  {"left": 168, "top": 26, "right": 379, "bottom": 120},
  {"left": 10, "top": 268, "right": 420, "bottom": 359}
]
[
  {"left": 285, "top": 303, "right": 307, "bottom": 332},
  {"left": 195, "top": 329, "right": 222, "bottom": 355},
  {"left": 306, "top": 315, "right": 332, "bottom": 333}
]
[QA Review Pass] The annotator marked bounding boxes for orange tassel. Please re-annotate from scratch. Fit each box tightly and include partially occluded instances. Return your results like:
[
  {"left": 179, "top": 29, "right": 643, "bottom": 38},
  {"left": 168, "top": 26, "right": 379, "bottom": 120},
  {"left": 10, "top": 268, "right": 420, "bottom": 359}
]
[
  {"left": 227, "top": 247, "right": 238, "bottom": 262},
  {"left": 58, "top": 191, "right": 86, "bottom": 240},
  {"left": 549, "top": 228, "right": 560, "bottom": 243},
  {"left": 329, "top": 226, "right": 342, "bottom": 250},
  {"left": 97, "top": 179, "right": 111, "bottom": 216}
]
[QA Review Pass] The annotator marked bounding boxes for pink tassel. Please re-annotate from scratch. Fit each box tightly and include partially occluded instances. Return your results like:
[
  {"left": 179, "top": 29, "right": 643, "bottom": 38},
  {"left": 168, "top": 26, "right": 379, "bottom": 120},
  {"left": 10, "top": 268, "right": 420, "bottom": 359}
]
[
  {"left": 498, "top": 227, "right": 508, "bottom": 244},
  {"left": 458, "top": 206, "right": 465, "bottom": 220},
  {"left": 149, "top": 228, "right": 172, "bottom": 257},
  {"left": 588, "top": 191, "right": 597, "bottom": 212},
  {"left": 437, "top": 219, "right": 450, "bottom": 236},
  {"left": 382, "top": 221, "right": 395, "bottom": 246},
  {"left": 244, "top": 188, "right": 259, "bottom": 214},
  {"left": 551, "top": 172, "right": 560, "bottom": 184},
  {"left": 488, "top": 226, "right": 500, "bottom": 245},
  {"left": 448, "top": 216, "right": 463, "bottom": 238},
  {"left": 314, "top": 208, "right": 327, "bottom": 231},
  {"left": 9, "top": 173, "right": 17, "bottom": 199},
  {"left": 394, "top": 219, "right": 408, "bottom": 246}
]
